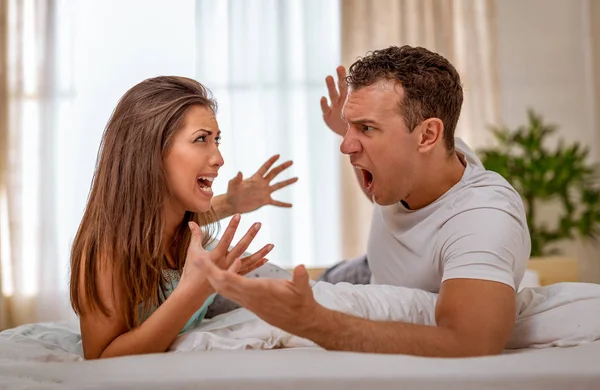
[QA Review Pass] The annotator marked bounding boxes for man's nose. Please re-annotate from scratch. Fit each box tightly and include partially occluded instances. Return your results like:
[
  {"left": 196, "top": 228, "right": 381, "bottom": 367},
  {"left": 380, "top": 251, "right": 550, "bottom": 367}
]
[{"left": 340, "top": 128, "right": 362, "bottom": 155}]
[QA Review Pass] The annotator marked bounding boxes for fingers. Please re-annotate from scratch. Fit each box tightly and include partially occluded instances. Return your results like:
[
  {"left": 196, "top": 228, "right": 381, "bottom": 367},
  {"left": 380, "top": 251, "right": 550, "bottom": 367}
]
[
  {"left": 198, "top": 253, "right": 238, "bottom": 285},
  {"left": 237, "top": 257, "right": 268, "bottom": 276},
  {"left": 320, "top": 96, "right": 330, "bottom": 115},
  {"left": 325, "top": 75, "right": 339, "bottom": 103},
  {"left": 336, "top": 66, "right": 348, "bottom": 102},
  {"left": 292, "top": 264, "right": 311, "bottom": 291},
  {"left": 229, "top": 171, "right": 243, "bottom": 185},
  {"left": 256, "top": 155, "right": 280, "bottom": 177},
  {"left": 238, "top": 243, "right": 274, "bottom": 271},
  {"left": 187, "top": 221, "right": 204, "bottom": 247},
  {"left": 270, "top": 199, "right": 293, "bottom": 208},
  {"left": 196, "top": 251, "right": 224, "bottom": 279},
  {"left": 228, "top": 258, "right": 242, "bottom": 273},
  {"left": 198, "top": 256, "right": 251, "bottom": 304},
  {"left": 227, "top": 222, "right": 264, "bottom": 262},
  {"left": 269, "top": 177, "right": 298, "bottom": 192},
  {"left": 264, "top": 160, "right": 293, "bottom": 182},
  {"left": 215, "top": 214, "right": 241, "bottom": 253}
]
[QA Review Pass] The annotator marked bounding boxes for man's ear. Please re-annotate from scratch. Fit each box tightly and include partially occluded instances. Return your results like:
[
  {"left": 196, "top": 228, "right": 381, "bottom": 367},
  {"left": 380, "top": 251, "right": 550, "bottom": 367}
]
[{"left": 417, "top": 118, "right": 444, "bottom": 153}]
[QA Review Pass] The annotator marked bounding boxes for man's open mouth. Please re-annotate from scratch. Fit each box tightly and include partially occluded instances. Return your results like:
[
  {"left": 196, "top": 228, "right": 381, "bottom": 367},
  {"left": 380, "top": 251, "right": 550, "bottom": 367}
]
[{"left": 360, "top": 168, "right": 374, "bottom": 192}]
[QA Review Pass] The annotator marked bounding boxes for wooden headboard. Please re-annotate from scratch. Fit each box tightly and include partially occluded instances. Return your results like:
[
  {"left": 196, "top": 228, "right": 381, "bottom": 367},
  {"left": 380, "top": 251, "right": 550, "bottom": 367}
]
[
  {"left": 304, "top": 257, "right": 579, "bottom": 286},
  {"left": 525, "top": 257, "right": 579, "bottom": 286}
]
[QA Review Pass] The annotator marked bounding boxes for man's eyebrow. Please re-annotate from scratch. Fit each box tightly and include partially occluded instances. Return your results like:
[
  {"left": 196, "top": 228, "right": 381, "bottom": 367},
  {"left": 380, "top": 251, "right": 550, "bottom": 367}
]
[{"left": 346, "top": 117, "right": 379, "bottom": 125}]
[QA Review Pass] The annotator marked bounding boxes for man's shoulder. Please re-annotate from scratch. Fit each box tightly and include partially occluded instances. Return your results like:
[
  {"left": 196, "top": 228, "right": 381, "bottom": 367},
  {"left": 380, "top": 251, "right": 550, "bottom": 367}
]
[
  {"left": 442, "top": 174, "right": 527, "bottom": 244},
  {"left": 374, "top": 165, "right": 525, "bottom": 223},
  {"left": 452, "top": 136, "right": 524, "bottom": 210},
  {"left": 461, "top": 167, "right": 523, "bottom": 207},
  {"left": 439, "top": 165, "right": 530, "bottom": 248}
]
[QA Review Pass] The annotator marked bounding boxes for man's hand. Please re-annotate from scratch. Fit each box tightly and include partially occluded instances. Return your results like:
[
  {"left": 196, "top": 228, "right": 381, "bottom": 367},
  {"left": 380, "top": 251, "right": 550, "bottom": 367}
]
[
  {"left": 224, "top": 155, "right": 298, "bottom": 215},
  {"left": 180, "top": 214, "right": 274, "bottom": 297},
  {"left": 198, "top": 252, "right": 516, "bottom": 357},
  {"left": 197, "top": 256, "right": 320, "bottom": 333},
  {"left": 320, "top": 66, "right": 349, "bottom": 137},
  {"left": 319, "top": 66, "right": 372, "bottom": 202}
]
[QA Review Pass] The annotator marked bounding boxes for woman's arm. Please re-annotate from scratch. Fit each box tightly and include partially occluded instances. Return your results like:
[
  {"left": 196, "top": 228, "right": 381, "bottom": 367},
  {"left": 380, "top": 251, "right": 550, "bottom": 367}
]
[
  {"left": 102, "top": 287, "right": 208, "bottom": 358},
  {"left": 79, "top": 217, "right": 273, "bottom": 359},
  {"left": 212, "top": 194, "right": 235, "bottom": 220},
  {"left": 78, "top": 261, "right": 212, "bottom": 359}
]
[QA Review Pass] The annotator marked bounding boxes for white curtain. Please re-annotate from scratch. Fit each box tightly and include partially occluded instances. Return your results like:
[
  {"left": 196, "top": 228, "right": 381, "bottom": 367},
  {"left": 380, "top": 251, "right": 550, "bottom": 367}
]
[
  {"left": 339, "top": 0, "right": 500, "bottom": 258},
  {"left": 195, "top": 0, "right": 342, "bottom": 269},
  {"left": 1, "top": 0, "right": 75, "bottom": 329},
  {"left": 1, "top": 0, "right": 9, "bottom": 329}
]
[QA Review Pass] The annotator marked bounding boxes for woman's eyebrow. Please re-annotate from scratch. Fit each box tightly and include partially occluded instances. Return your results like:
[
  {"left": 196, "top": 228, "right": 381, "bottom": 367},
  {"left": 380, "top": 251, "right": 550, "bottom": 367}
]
[{"left": 193, "top": 128, "right": 212, "bottom": 135}]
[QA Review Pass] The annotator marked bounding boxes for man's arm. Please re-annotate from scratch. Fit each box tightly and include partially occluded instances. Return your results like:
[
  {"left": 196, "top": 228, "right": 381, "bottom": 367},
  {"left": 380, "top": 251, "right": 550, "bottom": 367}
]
[
  {"left": 197, "top": 260, "right": 517, "bottom": 357},
  {"left": 199, "top": 205, "right": 526, "bottom": 357},
  {"left": 296, "top": 278, "right": 515, "bottom": 357},
  {"left": 297, "top": 207, "right": 526, "bottom": 356}
]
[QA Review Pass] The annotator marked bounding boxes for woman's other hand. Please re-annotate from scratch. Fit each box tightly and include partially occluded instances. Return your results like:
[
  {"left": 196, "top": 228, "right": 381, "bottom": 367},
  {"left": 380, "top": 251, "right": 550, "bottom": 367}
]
[{"left": 225, "top": 155, "right": 298, "bottom": 214}]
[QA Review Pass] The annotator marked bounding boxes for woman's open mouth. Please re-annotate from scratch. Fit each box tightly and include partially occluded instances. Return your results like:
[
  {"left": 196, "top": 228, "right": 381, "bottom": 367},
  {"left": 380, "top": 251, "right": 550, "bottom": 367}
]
[{"left": 197, "top": 176, "right": 214, "bottom": 196}]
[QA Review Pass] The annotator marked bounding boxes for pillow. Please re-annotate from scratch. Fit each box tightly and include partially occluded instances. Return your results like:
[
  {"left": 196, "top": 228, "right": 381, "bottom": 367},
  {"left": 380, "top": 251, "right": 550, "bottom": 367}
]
[
  {"left": 519, "top": 269, "right": 541, "bottom": 291},
  {"left": 318, "top": 254, "right": 371, "bottom": 285}
]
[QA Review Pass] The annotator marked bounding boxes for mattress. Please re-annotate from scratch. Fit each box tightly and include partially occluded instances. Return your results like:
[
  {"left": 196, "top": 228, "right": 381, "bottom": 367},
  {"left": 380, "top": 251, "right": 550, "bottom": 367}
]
[
  {"left": 3, "top": 281, "right": 600, "bottom": 389},
  {"left": 1, "top": 342, "right": 600, "bottom": 390}
]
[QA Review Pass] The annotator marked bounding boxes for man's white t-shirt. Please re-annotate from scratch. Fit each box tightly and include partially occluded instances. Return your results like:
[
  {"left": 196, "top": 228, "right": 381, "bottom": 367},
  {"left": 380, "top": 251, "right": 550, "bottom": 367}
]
[{"left": 367, "top": 138, "right": 531, "bottom": 293}]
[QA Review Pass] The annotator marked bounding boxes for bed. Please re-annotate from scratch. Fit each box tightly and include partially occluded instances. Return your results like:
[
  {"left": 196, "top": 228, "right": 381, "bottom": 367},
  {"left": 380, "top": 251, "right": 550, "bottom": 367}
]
[
  {"left": 1, "top": 260, "right": 599, "bottom": 390},
  {"left": 1, "top": 340, "right": 600, "bottom": 389}
]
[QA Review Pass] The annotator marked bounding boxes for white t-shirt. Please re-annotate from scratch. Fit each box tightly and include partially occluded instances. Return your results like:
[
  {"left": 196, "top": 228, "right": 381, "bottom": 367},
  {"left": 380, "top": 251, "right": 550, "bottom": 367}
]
[{"left": 367, "top": 138, "right": 531, "bottom": 293}]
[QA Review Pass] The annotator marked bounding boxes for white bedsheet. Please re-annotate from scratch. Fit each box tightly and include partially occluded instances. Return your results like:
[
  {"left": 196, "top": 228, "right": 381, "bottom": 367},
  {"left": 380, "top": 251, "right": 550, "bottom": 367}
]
[
  {"left": 0, "top": 322, "right": 83, "bottom": 363},
  {"left": 2, "top": 342, "right": 600, "bottom": 390},
  {"left": 171, "top": 281, "right": 600, "bottom": 352},
  {"left": 1, "top": 281, "right": 599, "bottom": 364}
]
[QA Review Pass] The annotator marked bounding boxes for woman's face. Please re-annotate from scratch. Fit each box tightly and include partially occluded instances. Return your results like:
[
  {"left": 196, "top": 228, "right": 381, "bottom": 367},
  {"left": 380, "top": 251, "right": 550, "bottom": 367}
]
[{"left": 163, "top": 104, "right": 224, "bottom": 217}]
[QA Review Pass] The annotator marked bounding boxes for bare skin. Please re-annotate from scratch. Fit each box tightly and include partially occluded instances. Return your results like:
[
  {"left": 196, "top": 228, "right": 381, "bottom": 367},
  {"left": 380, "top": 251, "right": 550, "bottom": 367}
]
[
  {"left": 78, "top": 106, "right": 276, "bottom": 359},
  {"left": 212, "top": 155, "right": 298, "bottom": 219},
  {"left": 192, "top": 69, "right": 517, "bottom": 358}
]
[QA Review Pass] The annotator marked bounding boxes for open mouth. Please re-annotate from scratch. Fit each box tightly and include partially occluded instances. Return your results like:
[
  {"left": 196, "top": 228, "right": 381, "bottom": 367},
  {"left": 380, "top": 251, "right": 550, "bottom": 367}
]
[
  {"left": 197, "top": 176, "right": 214, "bottom": 194},
  {"left": 360, "top": 169, "right": 374, "bottom": 192}
]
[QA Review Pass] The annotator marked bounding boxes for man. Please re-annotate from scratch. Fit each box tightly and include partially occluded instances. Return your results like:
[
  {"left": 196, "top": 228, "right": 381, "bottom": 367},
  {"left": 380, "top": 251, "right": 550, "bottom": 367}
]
[{"left": 198, "top": 45, "right": 531, "bottom": 357}]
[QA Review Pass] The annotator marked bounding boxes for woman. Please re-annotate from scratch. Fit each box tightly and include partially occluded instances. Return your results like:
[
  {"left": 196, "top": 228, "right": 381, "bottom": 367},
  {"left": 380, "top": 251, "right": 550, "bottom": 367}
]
[{"left": 70, "top": 75, "right": 295, "bottom": 359}]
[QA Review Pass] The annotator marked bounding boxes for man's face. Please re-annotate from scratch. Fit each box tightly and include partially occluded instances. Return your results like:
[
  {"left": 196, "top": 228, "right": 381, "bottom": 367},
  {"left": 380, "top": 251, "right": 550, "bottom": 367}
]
[{"left": 340, "top": 80, "right": 420, "bottom": 206}]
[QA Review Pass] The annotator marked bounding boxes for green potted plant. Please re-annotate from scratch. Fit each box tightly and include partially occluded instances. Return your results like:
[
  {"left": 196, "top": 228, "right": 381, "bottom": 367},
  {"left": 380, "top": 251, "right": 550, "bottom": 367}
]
[{"left": 476, "top": 109, "right": 600, "bottom": 283}]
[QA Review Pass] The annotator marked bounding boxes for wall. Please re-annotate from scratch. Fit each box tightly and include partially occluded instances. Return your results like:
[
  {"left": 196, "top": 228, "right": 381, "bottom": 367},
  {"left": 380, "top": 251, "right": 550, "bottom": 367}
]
[
  {"left": 495, "top": 0, "right": 600, "bottom": 282},
  {"left": 495, "top": 0, "right": 597, "bottom": 157},
  {"left": 337, "top": 0, "right": 600, "bottom": 282},
  {"left": 55, "top": 0, "right": 600, "bottom": 281}
]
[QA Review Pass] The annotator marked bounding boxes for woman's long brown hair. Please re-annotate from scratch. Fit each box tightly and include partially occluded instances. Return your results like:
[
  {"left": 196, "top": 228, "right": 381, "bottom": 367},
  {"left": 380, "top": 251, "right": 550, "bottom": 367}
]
[{"left": 70, "top": 76, "right": 219, "bottom": 329}]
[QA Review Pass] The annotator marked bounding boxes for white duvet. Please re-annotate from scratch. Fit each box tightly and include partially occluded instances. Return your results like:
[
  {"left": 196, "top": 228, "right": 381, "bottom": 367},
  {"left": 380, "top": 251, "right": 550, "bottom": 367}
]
[
  {"left": 170, "top": 281, "right": 600, "bottom": 352},
  {"left": 1, "top": 282, "right": 599, "bottom": 362}
]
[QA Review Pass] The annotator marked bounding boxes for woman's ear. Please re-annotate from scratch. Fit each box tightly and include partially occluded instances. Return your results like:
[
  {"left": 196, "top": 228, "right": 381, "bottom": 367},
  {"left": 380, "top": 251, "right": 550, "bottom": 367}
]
[{"left": 417, "top": 118, "right": 444, "bottom": 153}]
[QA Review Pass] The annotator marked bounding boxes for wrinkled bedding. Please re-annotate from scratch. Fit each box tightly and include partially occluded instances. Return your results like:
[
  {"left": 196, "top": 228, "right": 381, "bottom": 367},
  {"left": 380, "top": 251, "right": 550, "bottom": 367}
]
[
  {"left": 1, "top": 342, "right": 600, "bottom": 390},
  {"left": 171, "top": 281, "right": 600, "bottom": 351},
  {"left": 2, "top": 281, "right": 598, "bottom": 364},
  {"left": 0, "top": 322, "right": 83, "bottom": 363}
]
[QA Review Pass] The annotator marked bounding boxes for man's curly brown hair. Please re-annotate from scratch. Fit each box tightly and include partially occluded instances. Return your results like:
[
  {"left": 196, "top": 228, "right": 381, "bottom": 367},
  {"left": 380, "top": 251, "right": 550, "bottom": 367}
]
[{"left": 347, "top": 45, "right": 463, "bottom": 151}]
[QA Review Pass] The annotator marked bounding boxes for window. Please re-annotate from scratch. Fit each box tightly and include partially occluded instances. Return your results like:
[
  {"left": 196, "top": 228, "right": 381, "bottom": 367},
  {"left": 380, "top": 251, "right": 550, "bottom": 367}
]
[{"left": 195, "top": 0, "right": 342, "bottom": 268}]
